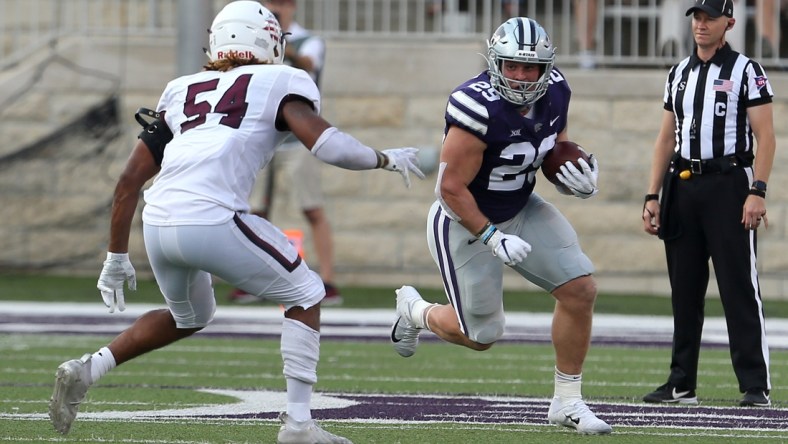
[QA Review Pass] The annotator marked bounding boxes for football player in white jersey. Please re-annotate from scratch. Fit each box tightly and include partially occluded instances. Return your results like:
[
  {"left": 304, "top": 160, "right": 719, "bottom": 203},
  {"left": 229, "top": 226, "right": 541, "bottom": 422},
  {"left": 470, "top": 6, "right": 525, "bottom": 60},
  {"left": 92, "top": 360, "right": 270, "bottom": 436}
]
[
  {"left": 47, "top": 2, "right": 423, "bottom": 443},
  {"left": 229, "top": 0, "right": 343, "bottom": 307}
]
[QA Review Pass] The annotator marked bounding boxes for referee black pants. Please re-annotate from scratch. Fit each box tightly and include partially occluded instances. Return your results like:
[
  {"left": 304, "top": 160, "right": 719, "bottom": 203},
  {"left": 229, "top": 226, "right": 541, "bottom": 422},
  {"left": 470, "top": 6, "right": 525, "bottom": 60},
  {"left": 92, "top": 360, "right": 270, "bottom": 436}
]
[{"left": 663, "top": 167, "right": 771, "bottom": 393}]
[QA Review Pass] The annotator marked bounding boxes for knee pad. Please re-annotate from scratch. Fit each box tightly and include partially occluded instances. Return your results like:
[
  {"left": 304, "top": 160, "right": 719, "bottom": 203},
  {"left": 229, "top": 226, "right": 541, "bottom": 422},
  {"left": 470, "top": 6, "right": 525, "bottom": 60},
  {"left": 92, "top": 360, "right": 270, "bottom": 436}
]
[
  {"left": 194, "top": 296, "right": 217, "bottom": 327},
  {"left": 169, "top": 296, "right": 216, "bottom": 328},
  {"left": 471, "top": 315, "right": 505, "bottom": 344},
  {"left": 281, "top": 318, "right": 320, "bottom": 385},
  {"left": 475, "top": 322, "right": 505, "bottom": 345}
]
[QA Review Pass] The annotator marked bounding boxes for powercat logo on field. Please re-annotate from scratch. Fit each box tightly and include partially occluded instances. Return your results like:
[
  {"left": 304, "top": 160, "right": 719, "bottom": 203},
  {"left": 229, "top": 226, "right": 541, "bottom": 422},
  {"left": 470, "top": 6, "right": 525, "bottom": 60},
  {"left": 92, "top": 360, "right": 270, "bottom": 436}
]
[{"left": 7, "top": 390, "right": 786, "bottom": 431}]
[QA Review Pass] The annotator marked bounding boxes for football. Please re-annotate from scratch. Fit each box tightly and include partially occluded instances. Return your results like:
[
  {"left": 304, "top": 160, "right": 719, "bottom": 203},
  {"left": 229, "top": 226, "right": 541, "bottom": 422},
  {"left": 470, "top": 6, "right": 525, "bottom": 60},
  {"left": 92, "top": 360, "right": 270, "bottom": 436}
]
[{"left": 541, "top": 140, "right": 591, "bottom": 187}]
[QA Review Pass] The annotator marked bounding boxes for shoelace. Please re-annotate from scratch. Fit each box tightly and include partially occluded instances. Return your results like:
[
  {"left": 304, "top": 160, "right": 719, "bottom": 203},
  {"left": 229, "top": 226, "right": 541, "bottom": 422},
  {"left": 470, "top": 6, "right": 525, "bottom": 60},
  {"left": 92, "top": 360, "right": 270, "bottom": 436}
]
[
  {"left": 286, "top": 419, "right": 343, "bottom": 440},
  {"left": 309, "top": 422, "right": 341, "bottom": 439},
  {"left": 401, "top": 323, "right": 419, "bottom": 341},
  {"left": 564, "top": 399, "right": 593, "bottom": 418}
]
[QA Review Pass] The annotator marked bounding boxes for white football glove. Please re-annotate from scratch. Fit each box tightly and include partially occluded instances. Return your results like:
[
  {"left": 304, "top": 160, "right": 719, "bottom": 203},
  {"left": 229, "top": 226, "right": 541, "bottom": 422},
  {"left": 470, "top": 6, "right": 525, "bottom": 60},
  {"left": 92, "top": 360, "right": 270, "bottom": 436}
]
[
  {"left": 97, "top": 252, "right": 136, "bottom": 313},
  {"left": 485, "top": 229, "right": 532, "bottom": 266},
  {"left": 382, "top": 148, "right": 426, "bottom": 188},
  {"left": 554, "top": 183, "right": 573, "bottom": 196},
  {"left": 556, "top": 155, "right": 599, "bottom": 199}
]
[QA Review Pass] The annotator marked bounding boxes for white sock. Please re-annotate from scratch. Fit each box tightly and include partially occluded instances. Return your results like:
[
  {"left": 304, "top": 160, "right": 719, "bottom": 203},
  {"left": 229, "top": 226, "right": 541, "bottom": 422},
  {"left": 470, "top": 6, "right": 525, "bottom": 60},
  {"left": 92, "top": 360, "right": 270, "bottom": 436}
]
[
  {"left": 423, "top": 304, "right": 439, "bottom": 331},
  {"left": 410, "top": 300, "right": 434, "bottom": 329},
  {"left": 554, "top": 367, "right": 582, "bottom": 400},
  {"left": 281, "top": 319, "right": 319, "bottom": 423},
  {"left": 90, "top": 347, "right": 116, "bottom": 384},
  {"left": 286, "top": 378, "right": 312, "bottom": 423}
]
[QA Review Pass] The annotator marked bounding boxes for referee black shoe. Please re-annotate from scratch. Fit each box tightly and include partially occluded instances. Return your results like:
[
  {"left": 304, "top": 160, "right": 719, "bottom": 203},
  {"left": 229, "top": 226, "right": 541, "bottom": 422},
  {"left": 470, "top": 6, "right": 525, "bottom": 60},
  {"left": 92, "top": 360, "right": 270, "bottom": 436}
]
[
  {"left": 740, "top": 389, "right": 771, "bottom": 407},
  {"left": 643, "top": 382, "right": 698, "bottom": 405}
]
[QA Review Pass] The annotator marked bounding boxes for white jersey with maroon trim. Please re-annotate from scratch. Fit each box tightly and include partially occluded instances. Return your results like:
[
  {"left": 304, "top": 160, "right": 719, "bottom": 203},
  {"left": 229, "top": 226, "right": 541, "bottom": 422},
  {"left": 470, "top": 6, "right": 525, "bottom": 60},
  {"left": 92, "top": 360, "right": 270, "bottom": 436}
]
[{"left": 142, "top": 64, "right": 320, "bottom": 226}]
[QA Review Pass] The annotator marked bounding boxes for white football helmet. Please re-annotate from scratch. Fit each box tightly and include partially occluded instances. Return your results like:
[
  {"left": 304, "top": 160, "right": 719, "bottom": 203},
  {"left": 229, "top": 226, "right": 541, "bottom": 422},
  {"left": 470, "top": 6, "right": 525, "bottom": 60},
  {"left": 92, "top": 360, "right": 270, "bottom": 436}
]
[
  {"left": 208, "top": 1, "right": 285, "bottom": 64},
  {"left": 486, "top": 17, "right": 556, "bottom": 106}
]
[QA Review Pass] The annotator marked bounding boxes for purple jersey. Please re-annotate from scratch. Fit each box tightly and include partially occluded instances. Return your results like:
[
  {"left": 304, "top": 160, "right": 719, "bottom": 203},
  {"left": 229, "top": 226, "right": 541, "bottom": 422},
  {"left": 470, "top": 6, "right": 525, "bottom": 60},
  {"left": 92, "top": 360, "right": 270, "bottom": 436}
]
[{"left": 444, "top": 68, "right": 571, "bottom": 223}]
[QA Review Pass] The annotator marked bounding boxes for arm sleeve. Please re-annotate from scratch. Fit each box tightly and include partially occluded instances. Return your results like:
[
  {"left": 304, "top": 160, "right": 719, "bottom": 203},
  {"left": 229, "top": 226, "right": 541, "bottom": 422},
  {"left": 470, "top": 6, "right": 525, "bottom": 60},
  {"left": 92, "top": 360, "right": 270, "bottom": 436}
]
[{"left": 311, "top": 127, "right": 383, "bottom": 170}]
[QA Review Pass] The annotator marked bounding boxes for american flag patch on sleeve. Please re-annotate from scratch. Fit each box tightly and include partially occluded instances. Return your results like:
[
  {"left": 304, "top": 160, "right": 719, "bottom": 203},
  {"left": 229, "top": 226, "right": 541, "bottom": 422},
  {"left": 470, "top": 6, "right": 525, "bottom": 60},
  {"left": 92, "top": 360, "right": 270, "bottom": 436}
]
[{"left": 712, "top": 79, "right": 734, "bottom": 92}]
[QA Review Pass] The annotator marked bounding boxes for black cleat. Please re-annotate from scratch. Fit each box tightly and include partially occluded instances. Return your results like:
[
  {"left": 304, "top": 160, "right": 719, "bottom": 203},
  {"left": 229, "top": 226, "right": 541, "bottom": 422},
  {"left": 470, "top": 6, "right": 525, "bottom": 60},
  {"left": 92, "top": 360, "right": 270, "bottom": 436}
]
[
  {"left": 643, "top": 382, "right": 698, "bottom": 405},
  {"left": 740, "top": 389, "right": 771, "bottom": 407}
]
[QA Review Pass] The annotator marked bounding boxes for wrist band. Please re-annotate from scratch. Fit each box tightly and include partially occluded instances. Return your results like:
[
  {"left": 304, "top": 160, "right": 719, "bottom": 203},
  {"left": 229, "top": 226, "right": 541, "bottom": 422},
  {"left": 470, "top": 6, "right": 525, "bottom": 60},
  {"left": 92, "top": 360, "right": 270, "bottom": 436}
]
[
  {"left": 475, "top": 221, "right": 492, "bottom": 238},
  {"left": 749, "top": 188, "right": 766, "bottom": 198},
  {"left": 374, "top": 150, "right": 387, "bottom": 169},
  {"left": 643, "top": 194, "right": 659, "bottom": 214},
  {"left": 752, "top": 180, "right": 767, "bottom": 192},
  {"left": 478, "top": 224, "right": 498, "bottom": 245}
]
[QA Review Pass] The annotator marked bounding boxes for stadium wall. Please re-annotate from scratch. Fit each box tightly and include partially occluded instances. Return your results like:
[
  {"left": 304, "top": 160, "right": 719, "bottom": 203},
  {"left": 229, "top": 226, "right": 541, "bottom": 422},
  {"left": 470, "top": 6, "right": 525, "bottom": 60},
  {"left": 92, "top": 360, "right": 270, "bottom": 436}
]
[{"left": 1, "top": 36, "right": 787, "bottom": 298}]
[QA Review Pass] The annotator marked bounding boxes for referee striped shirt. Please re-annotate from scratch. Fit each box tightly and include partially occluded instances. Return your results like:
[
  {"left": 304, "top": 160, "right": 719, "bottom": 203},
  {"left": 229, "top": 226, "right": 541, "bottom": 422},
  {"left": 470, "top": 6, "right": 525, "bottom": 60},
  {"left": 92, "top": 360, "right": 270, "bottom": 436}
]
[{"left": 663, "top": 43, "right": 773, "bottom": 161}]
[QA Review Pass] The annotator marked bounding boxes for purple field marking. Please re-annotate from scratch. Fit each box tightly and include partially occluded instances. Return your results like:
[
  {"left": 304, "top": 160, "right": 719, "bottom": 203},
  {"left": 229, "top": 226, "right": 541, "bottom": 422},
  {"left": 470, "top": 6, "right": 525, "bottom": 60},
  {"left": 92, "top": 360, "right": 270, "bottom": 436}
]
[
  {"left": 192, "top": 392, "right": 788, "bottom": 431},
  {"left": 3, "top": 388, "right": 786, "bottom": 432},
  {"left": 4, "top": 302, "right": 787, "bottom": 433}
]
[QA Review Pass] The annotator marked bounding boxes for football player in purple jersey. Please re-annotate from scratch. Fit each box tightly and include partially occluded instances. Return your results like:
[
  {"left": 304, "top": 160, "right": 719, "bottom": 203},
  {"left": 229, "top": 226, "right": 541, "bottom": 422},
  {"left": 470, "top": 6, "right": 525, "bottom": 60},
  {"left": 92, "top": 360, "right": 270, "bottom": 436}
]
[{"left": 391, "top": 17, "right": 611, "bottom": 435}]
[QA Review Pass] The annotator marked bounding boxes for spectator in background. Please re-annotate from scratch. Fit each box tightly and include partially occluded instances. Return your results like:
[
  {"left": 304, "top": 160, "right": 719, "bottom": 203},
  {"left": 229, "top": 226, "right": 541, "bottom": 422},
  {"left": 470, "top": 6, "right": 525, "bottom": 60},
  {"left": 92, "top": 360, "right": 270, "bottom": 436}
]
[
  {"left": 574, "top": 0, "right": 598, "bottom": 69},
  {"left": 504, "top": 1, "right": 597, "bottom": 69},
  {"left": 230, "top": 0, "right": 344, "bottom": 306},
  {"left": 501, "top": 0, "right": 524, "bottom": 17},
  {"left": 756, "top": 0, "right": 788, "bottom": 58},
  {"left": 428, "top": 0, "right": 474, "bottom": 33}
]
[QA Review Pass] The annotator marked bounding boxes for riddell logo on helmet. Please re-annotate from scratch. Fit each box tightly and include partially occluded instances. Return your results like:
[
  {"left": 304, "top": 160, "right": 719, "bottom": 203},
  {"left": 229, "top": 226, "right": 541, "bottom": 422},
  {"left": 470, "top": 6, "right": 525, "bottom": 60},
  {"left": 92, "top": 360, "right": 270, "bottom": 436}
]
[
  {"left": 515, "top": 50, "right": 538, "bottom": 58},
  {"left": 218, "top": 50, "right": 255, "bottom": 59}
]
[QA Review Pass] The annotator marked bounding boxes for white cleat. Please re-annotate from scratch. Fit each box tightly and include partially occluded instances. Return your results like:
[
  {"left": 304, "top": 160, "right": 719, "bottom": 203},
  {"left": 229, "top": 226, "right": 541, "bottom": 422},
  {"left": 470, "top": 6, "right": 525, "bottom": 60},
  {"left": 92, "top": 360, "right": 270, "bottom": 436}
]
[
  {"left": 49, "top": 353, "right": 92, "bottom": 435},
  {"left": 391, "top": 316, "right": 420, "bottom": 357},
  {"left": 547, "top": 397, "right": 612, "bottom": 435},
  {"left": 391, "top": 286, "right": 424, "bottom": 357},
  {"left": 277, "top": 412, "right": 353, "bottom": 444}
]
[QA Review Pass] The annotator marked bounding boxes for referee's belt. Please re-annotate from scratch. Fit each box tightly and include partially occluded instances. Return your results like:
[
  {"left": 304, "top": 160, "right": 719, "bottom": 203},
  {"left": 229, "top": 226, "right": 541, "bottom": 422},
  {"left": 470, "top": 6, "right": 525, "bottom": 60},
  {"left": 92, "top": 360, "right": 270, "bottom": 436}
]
[{"left": 675, "top": 155, "right": 745, "bottom": 175}]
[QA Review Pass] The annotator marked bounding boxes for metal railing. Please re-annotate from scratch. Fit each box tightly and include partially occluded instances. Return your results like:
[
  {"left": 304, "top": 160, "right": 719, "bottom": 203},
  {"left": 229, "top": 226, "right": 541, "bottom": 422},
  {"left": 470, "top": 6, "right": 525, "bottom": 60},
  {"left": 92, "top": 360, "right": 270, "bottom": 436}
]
[{"left": 1, "top": 0, "right": 786, "bottom": 71}]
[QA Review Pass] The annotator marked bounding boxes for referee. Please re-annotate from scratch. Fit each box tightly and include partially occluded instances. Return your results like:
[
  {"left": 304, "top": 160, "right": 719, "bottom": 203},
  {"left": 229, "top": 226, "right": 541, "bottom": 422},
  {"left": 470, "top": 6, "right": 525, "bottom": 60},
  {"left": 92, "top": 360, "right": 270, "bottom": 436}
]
[{"left": 641, "top": 0, "right": 775, "bottom": 407}]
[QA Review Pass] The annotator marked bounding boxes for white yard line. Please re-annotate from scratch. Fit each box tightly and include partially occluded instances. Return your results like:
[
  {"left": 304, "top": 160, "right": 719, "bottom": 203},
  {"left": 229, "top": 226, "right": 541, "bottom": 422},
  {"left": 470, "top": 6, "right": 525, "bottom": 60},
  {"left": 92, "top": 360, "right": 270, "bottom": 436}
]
[{"left": 2, "top": 301, "right": 788, "bottom": 348}]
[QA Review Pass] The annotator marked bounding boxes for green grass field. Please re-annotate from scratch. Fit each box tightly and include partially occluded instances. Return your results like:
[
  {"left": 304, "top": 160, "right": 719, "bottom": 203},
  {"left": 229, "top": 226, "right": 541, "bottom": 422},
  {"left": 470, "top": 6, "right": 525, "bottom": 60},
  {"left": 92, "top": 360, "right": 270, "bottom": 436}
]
[
  {"left": 1, "top": 274, "right": 787, "bottom": 443},
  {"left": 4, "top": 273, "right": 788, "bottom": 317},
  {"left": 2, "top": 335, "right": 786, "bottom": 443}
]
